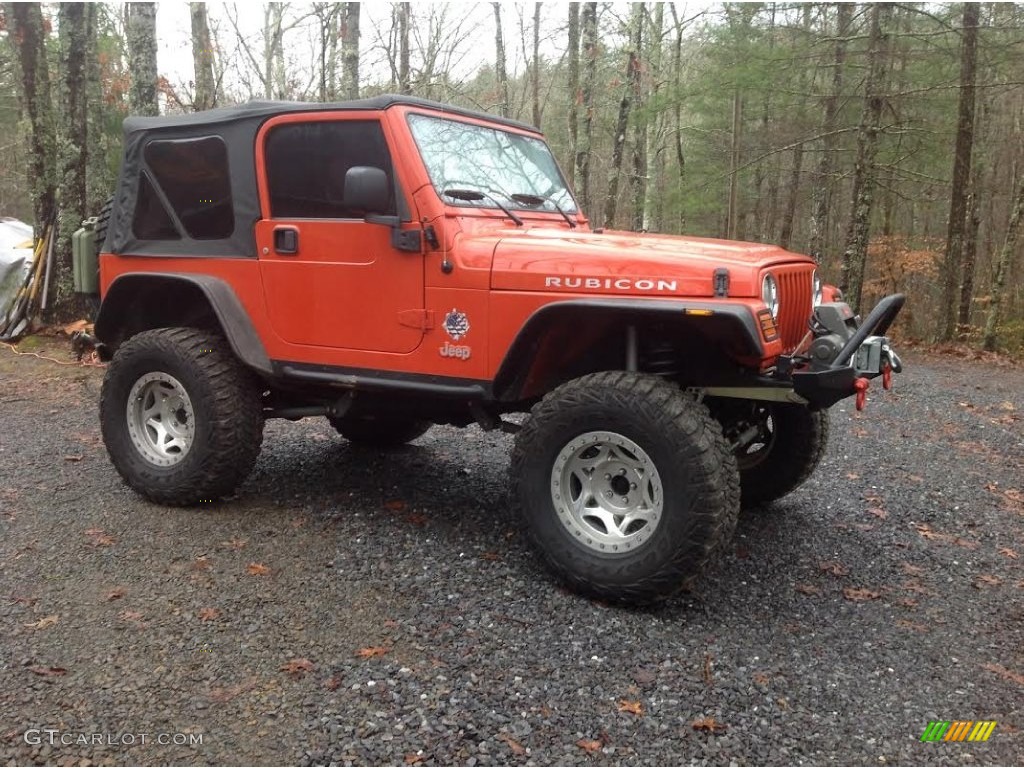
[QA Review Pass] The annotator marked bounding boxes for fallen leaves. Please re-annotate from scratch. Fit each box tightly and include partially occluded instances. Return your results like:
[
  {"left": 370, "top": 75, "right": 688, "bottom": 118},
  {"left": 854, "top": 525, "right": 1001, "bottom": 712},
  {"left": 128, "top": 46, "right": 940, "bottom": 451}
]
[
  {"left": 84, "top": 528, "right": 115, "bottom": 547},
  {"left": 692, "top": 717, "right": 728, "bottom": 733},
  {"left": 901, "top": 562, "right": 926, "bottom": 577},
  {"left": 795, "top": 583, "right": 821, "bottom": 596},
  {"left": 105, "top": 587, "right": 127, "bottom": 601},
  {"left": 896, "top": 619, "right": 928, "bottom": 633},
  {"left": 323, "top": 676, "right": 342, "bottom": 691},
  {"left": 383, "top": 499, "right": 407, "bottom": 512},
  {"left": 617, "top": 700, "right": 643, "bottom": 716},
  {"left": 246, "top": 562, "right": 270, "bottom": 576},
  {"left": 479, "top": 551, "right": 501, "bottom": 561},
  {"left": 498, "top": 734, "right": 526, "bottom": 755},
  {"left": 575, "top": 738, "right": 604, "bottom": 753},
  {"left": 355, "top": 646, "right": 389, "bottom": 659},
  {"left": 404, "top": 754, "right": 424, "bottom": 765},
  {"left": 221, "top": 538, "right": 247, "bottom": 550},
  {"left": 198, "top": 607, "right": 221, "bottom": 621},
  {"left": 998, "top": 547, "right": 1019, "bottom": 559},
  {"left": 209, "top": 678, "right": 257, "bottom": 703},
  {"left": 842, "top": 587, "right": 881, "bottom": 602},
  {"left": 752, "top": 672, "right": 770, "bottom": 685},
  {"left": 982, "top": 663, "right": 1024, "bottom": 686},
  {"left": 191, "top": 556, "right": 212, "bottom": 572},
  {"left": 23, "top": 614, "right": 59, "bottom": 630},
  {"left": 912, "top": 523, "right": 979, "bottom": 549},
  {"left": 280, "top": 658, "right": 314, "bottom": 677},
  {"left": 866, "top": 507, "right": 888, "bottom": 520},
  {"left": 818, "top": 561, "right": 849, "bottom": 577},
  {"left": 702, "top": 653, "right": 714, "bottom": 686},
  {"left": 62, "top": 454, "right": 83, "bottom": 462},
  {"left": 974, "top": 574, "right": 1003, "bottom": 588},
  {"left": 29, "top": 666, "right": 67, "bottom": 677},
  {"left": 119, "top": 610, "right": 144, "bottom": 622}
]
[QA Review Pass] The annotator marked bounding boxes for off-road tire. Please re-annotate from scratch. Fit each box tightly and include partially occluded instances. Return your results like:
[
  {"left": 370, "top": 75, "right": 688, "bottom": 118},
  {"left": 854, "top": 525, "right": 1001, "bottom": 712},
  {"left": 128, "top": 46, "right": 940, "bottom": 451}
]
[
  {"left": 328, "top": 413, "right": 431, "bottom": 448},
  {"left": 510, "top": 371, "right": 740, "bottom": 604},
  {"left": 739, "top": 404, "right": 829, "bottom": 510},
  {"left": 100, "top": 328, "right": 264, "bottom": 505}
]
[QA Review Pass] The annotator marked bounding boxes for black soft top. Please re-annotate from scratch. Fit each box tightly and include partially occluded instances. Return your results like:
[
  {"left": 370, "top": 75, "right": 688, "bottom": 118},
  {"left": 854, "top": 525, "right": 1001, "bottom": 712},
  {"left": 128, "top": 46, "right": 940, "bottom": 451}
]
[{"left": 107, "top": 94, "right": 540, "bottom": 258}]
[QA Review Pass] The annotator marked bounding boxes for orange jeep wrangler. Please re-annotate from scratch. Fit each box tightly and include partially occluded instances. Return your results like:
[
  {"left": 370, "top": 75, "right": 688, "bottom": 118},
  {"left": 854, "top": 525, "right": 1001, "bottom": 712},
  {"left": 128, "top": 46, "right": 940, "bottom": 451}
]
[{"left": 91, "top": 95, "right": 904, "bottom": 603}]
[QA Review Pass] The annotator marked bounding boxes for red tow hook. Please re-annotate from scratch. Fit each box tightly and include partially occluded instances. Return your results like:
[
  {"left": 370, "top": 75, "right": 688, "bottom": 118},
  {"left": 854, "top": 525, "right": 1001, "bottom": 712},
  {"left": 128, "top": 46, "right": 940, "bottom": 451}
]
[
  {"left": 854, "top": 377, "right": 870, "bottom": 411},
  {"left": 881, "top": 361, "right": 893, "bottom": 390}
]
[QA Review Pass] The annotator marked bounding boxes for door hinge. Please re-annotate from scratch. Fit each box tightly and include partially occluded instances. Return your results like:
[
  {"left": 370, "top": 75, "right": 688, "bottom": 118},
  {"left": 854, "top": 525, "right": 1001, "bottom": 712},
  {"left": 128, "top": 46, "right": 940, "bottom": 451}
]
[
  {"left": 392, "top": 228, "right": 423, "bottom": 253},
  {"left": 398, "top": 309, "right": 435, "bottom": 330}
]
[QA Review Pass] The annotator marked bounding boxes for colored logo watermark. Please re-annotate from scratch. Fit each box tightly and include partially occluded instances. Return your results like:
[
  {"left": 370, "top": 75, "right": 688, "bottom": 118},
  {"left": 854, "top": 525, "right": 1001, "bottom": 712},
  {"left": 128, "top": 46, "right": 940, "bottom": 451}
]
[{"left": 920, "top": 721, "right": 997, "bottom": 742}]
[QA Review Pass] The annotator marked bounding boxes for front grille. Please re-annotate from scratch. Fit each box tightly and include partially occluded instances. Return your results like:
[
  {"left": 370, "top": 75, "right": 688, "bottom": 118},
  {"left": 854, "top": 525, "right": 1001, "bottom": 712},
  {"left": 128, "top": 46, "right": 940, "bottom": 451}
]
[{"left": 772, "top": 264, "right": 815, "bottom": 353}]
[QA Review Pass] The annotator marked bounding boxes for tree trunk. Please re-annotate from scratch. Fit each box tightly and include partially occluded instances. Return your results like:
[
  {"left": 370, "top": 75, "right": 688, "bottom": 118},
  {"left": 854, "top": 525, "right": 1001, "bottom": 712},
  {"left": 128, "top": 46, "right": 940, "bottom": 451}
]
[
  {"left": 340, "top": 2, "right": 360, "bottom": 99},
  {"left": 126, "top": 2, "right": 159, "bottom": 115},
  {"left": 566, "top": 2, "right": 580, "bottom": 187},
  {"left": 982, "top": 171, "right": 1024, "bottom": 352},
  {"left": 6, "top": 3, "right": 57, "bottom": 234},
  {"left": 398, "top": 3, "right": 411, "bottom": 94},
  {"left": 55, "top": 2, "right": 89, "bottom": 309},
  {"left": 641, "top": 2, "right": 664, "bottom": 232},
  {"left": 726, "top": 88, "right": 742, "bottom": 239},
  {"left": 190, "top": 2, "right": 216, "bottom": 110},
  {"left": 604, "top": 2, "right": 643, "bottom": 229},
  {"left": 670, "top": 2, "right": 685, "bottom": 233},
  {"left": 957, "top": 164, "right": 982, "bottom": 333},
  {"left": 531, "top": 2, "right": 542, "bottom": 128},
  {"left": 808, "top": 3, "right": 852, "bottom": 263},
  {"left": 84, "top": 3, "right": 108, "bottom": 215},
  {"left": 938, "top": 1, "right": 980, "bottom": 341},
  {"left": 575, "top": 2, "right": 598, "bottom": 219},
  {"left": 840, "top": 2, "right": 892, "bottom": 314},
  {"left": 778, "top": 5, "right": 813, "bottom": 251},
  {"left": 492, "top": 3, "right": 510, "bottom": 118}
]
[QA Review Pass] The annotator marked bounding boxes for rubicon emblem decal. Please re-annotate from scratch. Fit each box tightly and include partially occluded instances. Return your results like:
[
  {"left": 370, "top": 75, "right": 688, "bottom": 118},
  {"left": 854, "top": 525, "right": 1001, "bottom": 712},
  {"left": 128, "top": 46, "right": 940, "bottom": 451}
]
[{"left": 443, "top": 309, "right": 470, "bottom": 341}]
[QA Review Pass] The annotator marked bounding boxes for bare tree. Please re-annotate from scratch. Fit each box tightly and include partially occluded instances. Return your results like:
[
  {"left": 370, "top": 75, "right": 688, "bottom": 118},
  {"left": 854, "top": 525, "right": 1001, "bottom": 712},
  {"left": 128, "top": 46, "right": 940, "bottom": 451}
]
[
  {"left": 492, "top": 3, "right": 510, "bottom": 118},
  {"left": 340, "top": 3, "right": 360, "bottom": 99},
  {"left": 566, "top": 3, "right": 580, "bottom": 186},
  {"left": 575, "top": 2, "right": 598, "bottom": 218},
  {"left": 983, "top": 171, "right": 1024, "bottom": 351},
  {"left": 808, "top": 3, "right": 852, "bottom": 263},
  {"left": 938, "top": 1, "right": 980, "bottom": 341},
  {"left": 840, "top": 2, "right": 892, "bottom": 313},
  {"left": 398, "top": 3, "right": 411, "bottom": 94},
  {"left": 191, "top": 2, "right": 217, "bottom": 110},
  {"left": 604, "top": 3, "right": 643, "bottom": 229},
  {"left": 6, "top": 2, "right": 57, "bottom": 232},
  {"left": 126, "top": 2, "right": 159, "bottom": 115},
  {"left": 530, "top": 2, "right": 542, "bottom": 128},
  {"left": 55, "top": 2, "right": 90, "bottom": 305}
]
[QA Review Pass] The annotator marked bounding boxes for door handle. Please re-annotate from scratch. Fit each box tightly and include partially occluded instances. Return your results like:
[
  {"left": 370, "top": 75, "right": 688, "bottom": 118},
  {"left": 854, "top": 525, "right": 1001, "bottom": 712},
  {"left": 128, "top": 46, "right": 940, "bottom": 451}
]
[{"left": 273, "top": 226, "right": 299, "bottom": 254}]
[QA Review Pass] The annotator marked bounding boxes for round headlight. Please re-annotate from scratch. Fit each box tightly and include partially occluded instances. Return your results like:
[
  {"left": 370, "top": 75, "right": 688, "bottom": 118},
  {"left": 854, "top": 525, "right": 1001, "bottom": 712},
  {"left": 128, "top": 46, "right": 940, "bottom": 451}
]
[
  {"left": 812, "top": 270, "right": 823, "bottom": 308},
  {"left": 762, "top": 273, "right": 779, "bottom": 319}
]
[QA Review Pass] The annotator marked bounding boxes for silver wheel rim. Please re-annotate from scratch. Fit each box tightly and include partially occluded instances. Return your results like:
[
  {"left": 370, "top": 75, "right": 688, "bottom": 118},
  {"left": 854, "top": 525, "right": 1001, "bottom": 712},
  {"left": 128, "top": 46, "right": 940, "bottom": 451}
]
[
  {"left": 550, "top": 431, "right": 664, "bottom": 553},
  {"left": 126, "top": 372, "right": 195, "bottom": 466}
]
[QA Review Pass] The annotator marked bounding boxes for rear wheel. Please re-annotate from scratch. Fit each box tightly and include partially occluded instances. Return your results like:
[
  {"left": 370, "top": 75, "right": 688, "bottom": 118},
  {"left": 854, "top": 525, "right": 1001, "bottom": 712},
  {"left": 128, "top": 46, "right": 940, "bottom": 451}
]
[
  {"left": 511, "top": 372, "right": 739, "bottom": 604},
  {"left": 100, "top": 328, "right": 264, "bottom": 505},
  {"left": 328, "top": 413, "right": 431, "bottom": 448},
  {"left": 732, "top": 403, "right": 829, "bottom": 509}
]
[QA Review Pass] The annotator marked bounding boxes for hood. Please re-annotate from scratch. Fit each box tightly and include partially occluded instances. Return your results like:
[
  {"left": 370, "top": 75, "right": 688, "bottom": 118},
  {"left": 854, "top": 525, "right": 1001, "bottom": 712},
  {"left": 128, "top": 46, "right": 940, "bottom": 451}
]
[{"left": 484, "top": 227, "right": 814, "bottom": 298}]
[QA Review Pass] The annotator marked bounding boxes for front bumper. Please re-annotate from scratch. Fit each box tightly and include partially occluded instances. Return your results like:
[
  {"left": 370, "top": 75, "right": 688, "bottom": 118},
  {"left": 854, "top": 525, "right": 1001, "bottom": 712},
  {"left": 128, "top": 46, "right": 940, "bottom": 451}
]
[{"left": 788, "top": 293, "right": 905, "bottom": 409}]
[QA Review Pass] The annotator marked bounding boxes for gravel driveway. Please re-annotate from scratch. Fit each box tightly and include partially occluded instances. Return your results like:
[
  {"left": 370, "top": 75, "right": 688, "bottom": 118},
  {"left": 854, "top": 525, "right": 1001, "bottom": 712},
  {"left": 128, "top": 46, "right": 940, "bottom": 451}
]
[{"left": 1, "top": 342, "right": 1021, "bottom": 766}]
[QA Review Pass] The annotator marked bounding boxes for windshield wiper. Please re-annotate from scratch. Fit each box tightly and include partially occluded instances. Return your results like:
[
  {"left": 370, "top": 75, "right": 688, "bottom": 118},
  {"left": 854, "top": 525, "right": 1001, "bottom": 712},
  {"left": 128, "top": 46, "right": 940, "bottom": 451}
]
[
  {"left": 442, "top": 188, "right": 523, "bottom": 227},
  {"left": 510, "top": 192, "right": 577, "bottom": 229}
]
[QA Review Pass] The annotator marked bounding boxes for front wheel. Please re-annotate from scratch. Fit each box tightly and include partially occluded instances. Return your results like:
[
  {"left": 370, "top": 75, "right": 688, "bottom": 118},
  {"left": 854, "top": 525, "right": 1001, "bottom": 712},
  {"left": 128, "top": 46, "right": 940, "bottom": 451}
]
[
  {"left": 733, "top": 403, "right": 829, "bottom": 509},
  {"left": 100, "top": 328, "right": 264, "bottom": 505},
  {"left": 510, "top": 372, "right": 739, "bottom": 604}
]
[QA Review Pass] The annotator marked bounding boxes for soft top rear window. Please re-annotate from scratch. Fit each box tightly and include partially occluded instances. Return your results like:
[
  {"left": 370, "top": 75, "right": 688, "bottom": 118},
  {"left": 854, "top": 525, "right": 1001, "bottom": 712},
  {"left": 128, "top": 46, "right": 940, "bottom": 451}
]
[{"left": 140, "top": 136, "right": 234, "bottom": 240}]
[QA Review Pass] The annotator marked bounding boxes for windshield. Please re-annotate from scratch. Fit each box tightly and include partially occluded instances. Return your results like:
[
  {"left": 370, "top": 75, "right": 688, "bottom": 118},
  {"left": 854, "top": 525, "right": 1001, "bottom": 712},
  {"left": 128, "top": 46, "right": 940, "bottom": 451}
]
[{"left": 407, "top": 113, "right": 578, "bottom": 214}]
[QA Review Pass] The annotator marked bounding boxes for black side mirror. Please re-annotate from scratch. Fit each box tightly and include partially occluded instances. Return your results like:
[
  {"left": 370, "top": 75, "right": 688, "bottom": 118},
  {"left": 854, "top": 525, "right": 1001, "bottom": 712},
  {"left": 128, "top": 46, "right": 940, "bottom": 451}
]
[{"left": 343, "top": 166, "right": 390, "bottom": 214}]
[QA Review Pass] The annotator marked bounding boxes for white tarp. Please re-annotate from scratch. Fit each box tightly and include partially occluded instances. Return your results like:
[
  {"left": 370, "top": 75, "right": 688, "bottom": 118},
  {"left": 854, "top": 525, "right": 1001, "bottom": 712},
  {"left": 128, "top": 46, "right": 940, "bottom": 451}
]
[{"left": 0, "top": 218, "right": 35, "bottom": 324}]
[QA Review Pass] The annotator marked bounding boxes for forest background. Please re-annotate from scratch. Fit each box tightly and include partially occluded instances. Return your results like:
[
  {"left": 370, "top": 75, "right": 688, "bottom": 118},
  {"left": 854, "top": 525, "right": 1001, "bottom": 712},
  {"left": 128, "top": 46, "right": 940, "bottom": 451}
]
[{"left": 2, "top": 1, "right": 1023, "bottom": 352}]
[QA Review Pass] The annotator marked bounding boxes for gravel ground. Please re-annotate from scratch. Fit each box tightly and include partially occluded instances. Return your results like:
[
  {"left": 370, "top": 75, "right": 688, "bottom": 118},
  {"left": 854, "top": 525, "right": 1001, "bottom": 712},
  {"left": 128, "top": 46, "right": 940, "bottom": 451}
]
[{"left": 1, "top": 341, "right": 1022, "bottom": 766}]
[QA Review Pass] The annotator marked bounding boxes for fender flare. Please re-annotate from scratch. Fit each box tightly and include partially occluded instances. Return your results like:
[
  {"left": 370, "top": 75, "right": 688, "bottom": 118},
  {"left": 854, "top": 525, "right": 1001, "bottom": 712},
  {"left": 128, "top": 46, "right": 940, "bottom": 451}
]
[
  {"left": 95, "top": 272, "right": 273, "bottom": 376},
  {"left": 492, "top": 299, "right": 765, "bottom": 401}
]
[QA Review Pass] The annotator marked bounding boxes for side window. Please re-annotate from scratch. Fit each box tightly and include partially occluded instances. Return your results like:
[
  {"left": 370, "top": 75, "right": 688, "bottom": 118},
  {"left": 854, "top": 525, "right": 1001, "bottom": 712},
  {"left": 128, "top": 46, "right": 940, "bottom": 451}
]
[
  {"left": 140, "top": 136, "right": 234, "bottom": 240},
  {"left": 132, "top": 174, "right": 180, "bottom": 240},
  {"left": 264, "top": 120, "right": 397, "bottom": 219}
]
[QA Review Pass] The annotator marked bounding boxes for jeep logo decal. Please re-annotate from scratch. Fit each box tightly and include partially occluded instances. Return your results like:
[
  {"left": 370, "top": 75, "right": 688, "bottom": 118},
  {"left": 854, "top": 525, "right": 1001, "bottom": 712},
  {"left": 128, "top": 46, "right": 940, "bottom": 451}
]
[
  {"left": 544, "top": 276, "right": 678, "bottom": 292},
  {"left": 440, "top": 341, "right": 471, "bottom": 360}
]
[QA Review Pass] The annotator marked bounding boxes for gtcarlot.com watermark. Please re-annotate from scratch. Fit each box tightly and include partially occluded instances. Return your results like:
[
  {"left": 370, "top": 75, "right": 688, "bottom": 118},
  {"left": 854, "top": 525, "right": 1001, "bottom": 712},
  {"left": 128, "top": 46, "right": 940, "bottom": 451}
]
[{"left": 24, "top": 729, "right": 202, "bottom": 747}]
